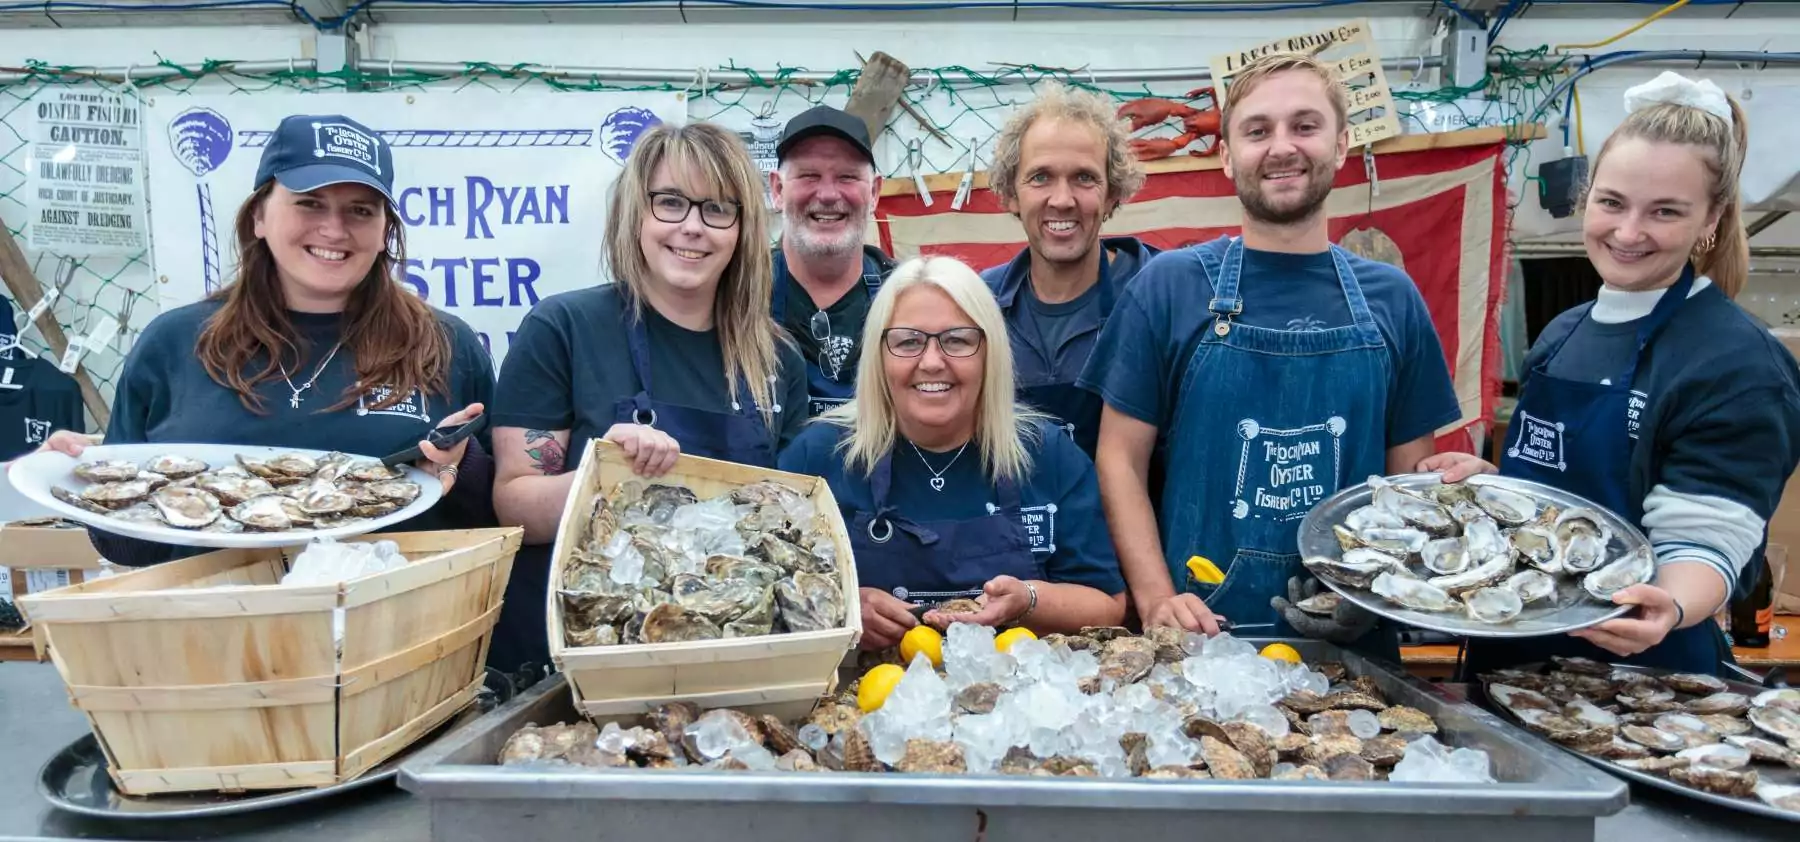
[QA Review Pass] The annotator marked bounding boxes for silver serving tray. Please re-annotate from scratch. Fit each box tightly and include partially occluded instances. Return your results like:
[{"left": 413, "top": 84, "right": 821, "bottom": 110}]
[
  {"left": 1480, "top": 662, "right": 1800, "bottom": 824},
  {"left": 37, "top": 704, "right": 484, "bottom": 820},
  {"left": 1297, "top": 473, "right": 1645, "bottom": 639},
  {"left": 398, "top": 640, "right": 1628, "bottom": 822}
]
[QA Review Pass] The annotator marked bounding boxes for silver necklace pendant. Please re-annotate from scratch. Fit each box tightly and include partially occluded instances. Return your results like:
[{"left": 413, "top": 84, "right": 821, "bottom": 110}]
[
  {"left": 290, "top": 392, "right": 303, "bottom": 409},
  {"left": 930, "top": 477, "right": 945, "bottom": 491}
]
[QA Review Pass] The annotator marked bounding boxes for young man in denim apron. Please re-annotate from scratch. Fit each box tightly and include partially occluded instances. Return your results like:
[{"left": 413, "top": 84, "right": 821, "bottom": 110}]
[
  {"left": 980, "top": 82, "right": 1159, "bottom": 461},
  {"left": 1078, "top": 53, "right": 1462, "bottom": 657},
  {"left": 770, "top": 105, "right": 898, "bottom": 418}
]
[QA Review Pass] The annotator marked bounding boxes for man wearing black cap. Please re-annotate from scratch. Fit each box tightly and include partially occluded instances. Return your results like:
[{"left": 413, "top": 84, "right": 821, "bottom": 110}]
[{"left": 770, "top": 105, "right": 897, "bottom": 418}]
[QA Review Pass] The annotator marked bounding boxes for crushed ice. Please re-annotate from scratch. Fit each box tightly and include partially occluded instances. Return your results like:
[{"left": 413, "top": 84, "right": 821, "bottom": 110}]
[{"left": 857, "top": 629, "right": 1493, "bottom": 780}]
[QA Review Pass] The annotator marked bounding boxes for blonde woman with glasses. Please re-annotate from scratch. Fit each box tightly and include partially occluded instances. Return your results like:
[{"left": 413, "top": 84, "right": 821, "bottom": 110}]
[
  {"left": 780, "top": 256, "right": 1126, "bottom": 651},
  {"left": 487, "top": 123, "right": 808, "bottom": 681}
]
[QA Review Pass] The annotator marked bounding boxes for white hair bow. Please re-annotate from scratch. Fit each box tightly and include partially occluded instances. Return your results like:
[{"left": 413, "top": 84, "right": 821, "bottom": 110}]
[{"left": 1622, "top": 71, "right": 1734, "bottom": 124}]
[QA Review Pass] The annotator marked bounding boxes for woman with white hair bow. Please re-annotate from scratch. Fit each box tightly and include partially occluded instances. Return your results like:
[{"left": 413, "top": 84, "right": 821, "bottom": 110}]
[
  {"left": 1427, "top": 72, "right": 1800, "bottom": 676},
  {"left": 779, "top": 256, "right": 1128, "bottom": 650}
]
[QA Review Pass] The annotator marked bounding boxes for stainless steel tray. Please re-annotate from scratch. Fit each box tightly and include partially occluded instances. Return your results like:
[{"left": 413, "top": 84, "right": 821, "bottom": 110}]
[
  {"left": 38, "top": 704, "right": 485, "bottom": 820},
  {"left": 1479, "top": 662, "right": 1800, "bottom": 824},
  {"left": 398, "top": 641, "right": 1627, "bottom": 842},
  {"left": 1298, "top": 473, "right": 1645, "bottom": 638}
]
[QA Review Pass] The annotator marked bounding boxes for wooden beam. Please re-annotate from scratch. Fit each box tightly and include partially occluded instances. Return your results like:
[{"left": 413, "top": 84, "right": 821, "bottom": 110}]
[
  {"left": 0, "top": 222, "right": 113, "bottom": 430},
  {"left": 843, "top": 52, "right": 913, "bottom": 150},
  {"left": 880, "top": 124, "right": 1547, "bottom": 198}
]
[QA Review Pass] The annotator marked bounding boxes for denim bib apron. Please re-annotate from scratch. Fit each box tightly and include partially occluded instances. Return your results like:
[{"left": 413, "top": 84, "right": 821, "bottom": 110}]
[
  {"left": 1014, "top": 250, "right": 1115, "bottom": 458},
  {"left": 774, "top": 254, "right": 886, "bottom": 418},
  {"left": 1161, "top": 238, "right": 1394, "bottom": 652}
]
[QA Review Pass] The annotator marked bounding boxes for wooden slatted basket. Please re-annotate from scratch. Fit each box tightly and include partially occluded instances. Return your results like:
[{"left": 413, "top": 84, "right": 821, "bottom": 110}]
[
  {"left": 548, "top": 440, "right": 862, "bottom": 720},
  {"left": 17, "top": 527, "right": 522, "bottom": 796}
]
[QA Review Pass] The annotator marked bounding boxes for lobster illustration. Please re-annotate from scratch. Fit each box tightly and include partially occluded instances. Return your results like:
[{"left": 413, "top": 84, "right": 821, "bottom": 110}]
[{"left": 1118, "top": 87, "right": 1222, "bottom": 161}]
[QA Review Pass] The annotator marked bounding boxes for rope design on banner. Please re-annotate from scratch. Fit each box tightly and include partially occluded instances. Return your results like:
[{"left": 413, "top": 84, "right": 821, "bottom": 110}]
[
  {"left": 235, "top": 128, "right": 598, "bottom": 148},
  {"left": 0, "top": 50, "right": 1567, "bottom": 429}
]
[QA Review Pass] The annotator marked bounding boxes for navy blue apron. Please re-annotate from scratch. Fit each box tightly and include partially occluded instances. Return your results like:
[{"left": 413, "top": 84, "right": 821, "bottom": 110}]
[
  {"left": 849, "top": 449, "right": 1043, "bottom": 606},
  {"left": 1461, "top": 266, "right": 1732, "bottom": 678},
  {"left": 1161, "top": 238, "right": 1397, "bottom": 658},
  {"left": 774, "top": 254, "right": 885, "bottom": 418},
  {"left": 486, "top": 312, "right": 781, "bottom": 682},
  {"left": 1013, "top": 250, "right": 1115, "bottom": 458},
  {"left": 612, "top": 316, "right": 779, "bottom": 467}
]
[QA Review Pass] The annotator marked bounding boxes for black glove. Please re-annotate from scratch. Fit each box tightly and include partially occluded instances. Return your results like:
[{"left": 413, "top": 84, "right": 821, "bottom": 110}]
[{"left": 1270, "top": 576, "right": 1378, "bottom": 645}]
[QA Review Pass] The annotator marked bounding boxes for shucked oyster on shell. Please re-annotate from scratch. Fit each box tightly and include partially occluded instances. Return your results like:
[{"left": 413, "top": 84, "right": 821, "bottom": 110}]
[
  {"left": 73, "top": 459, "right": 143, "bottom": 484},
  {"left": 1583, "top": 546, "right": 1654, "bottom": 602},
  {"left": 142, "top": 454, "right": 208, "bottom": 479},
  {"left": 150, "top": 485, "right": 222, "bottom": 528}
]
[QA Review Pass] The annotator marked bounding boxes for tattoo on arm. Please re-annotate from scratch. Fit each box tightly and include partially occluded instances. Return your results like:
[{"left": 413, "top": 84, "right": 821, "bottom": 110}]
[{"left": 524, "top": 429, "right": 567, "bottom": 475}]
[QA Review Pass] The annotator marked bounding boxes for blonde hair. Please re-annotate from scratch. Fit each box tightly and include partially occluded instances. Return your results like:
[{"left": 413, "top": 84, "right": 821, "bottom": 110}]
[
  {"left": 1585, "top": 94, "right": 1750, "bottom": 299},
  {"left": 818, "top": 256, "right": 1049, "bottom": 484},
  {"left": 604, "top": 122, "right": 784, "bottom": 425},
  {"left": 1221, "top": 52, "right": 1350, "bottom": 142},
  {"left": 989, "top": 81, "right": 1147, "bottom": 212}
]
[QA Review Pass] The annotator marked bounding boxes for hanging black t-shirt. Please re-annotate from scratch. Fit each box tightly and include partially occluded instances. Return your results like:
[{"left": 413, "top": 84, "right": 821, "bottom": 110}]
[{"left": 0, "top": 355, "right": 84, "bottom": 461}]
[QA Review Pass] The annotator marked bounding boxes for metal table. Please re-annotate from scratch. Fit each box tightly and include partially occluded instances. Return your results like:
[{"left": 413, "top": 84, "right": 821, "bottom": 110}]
[{"left": 0, "top": 660, "right": 1794, "bottom": 842}]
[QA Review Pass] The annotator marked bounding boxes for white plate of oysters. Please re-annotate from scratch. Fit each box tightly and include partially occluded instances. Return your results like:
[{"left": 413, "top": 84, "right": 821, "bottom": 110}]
[
  {"left": 7, "top": 443, "right": 443, "bottom": 549},
  {"left": 1296, "top": 473, "right": 1654, "bottom": 638}
]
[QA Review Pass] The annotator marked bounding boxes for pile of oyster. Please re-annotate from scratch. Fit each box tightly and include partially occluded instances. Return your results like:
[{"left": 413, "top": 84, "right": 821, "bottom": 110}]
[
  {"left": 52, "top": 452, "right": 421, "bottom": 534},
  {"left": 1483, "top": 657, "right": 1800, "bottom": 814},
  {"left": 1305, "top": 476, "right": 1653, "bottom": 625},
  {"left": 558, "top": 478, "right": 846, "bottom": 647},
  {"left": 504, "top": 627, "right": 1486, "bottom": 784}
]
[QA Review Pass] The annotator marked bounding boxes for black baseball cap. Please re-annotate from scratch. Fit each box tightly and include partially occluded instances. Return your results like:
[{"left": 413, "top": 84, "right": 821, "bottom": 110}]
[
  {"left": 253, "top": 114, "right": 396, "bottom": 206},
  {"left": 776, "top": 105, "right": 875, "bottom": 165}
]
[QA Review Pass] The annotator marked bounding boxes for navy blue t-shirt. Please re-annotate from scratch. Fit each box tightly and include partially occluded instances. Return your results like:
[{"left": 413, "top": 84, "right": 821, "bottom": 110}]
[
  {"left": 99, "top": 298, "right": 498, "bottom": 564},
  {"left": 778, "top": 419, "right": 1126, "bottom": 595},
  {"left": 491, "top": 283, "right": 809, "bottom": 467},
  {"left": 1077, "top": 238, "right": 1462, "bottom": 448}
]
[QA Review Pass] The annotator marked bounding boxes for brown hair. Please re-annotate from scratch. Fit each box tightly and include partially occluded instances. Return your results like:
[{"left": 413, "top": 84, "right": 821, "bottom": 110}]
[
  {"left": 1585, "top": 95, "right": 1750, "bottom": 298},
  {"left": 603, "top": 122, "right": 784, "bottom": 426},
  {"left": 197, "top": 182, "right": 452, "bottom": 414},
  {"left": 1221, "top": 52, "right": 1350, "bottom": 142},
  {"left": 988, "top": 81, "right": 1146, "bottom": 213}
]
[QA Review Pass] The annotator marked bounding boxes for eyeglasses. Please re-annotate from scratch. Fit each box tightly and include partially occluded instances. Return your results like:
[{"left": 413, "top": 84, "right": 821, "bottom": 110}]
[
  {"left": 648, "top": 191, "right": 741, "bottom": 229},
  {"left": 809, "top": 309, "right": 832, "bottom": 342},
  {"left": 883, "top": 327, "right": 985, "bottom": 358}
]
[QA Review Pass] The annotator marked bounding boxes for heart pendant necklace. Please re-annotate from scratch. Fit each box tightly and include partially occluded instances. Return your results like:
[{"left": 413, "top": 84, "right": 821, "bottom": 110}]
[{"left": 909, "top": 440, "right": 968, "bottom": 492}]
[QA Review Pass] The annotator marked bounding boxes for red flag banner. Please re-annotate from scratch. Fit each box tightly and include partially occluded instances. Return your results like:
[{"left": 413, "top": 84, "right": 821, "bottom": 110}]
[{"left": 874, "top": 141, "right": 1510, "bottom": 454}]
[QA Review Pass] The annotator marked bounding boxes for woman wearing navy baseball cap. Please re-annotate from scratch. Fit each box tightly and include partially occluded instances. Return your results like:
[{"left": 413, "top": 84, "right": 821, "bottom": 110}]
[{"left": 37, "top": 114, "right": 499, "bottom": 566}]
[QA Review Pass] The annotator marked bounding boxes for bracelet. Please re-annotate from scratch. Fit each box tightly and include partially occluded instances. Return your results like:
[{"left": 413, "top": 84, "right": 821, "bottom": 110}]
[
  {"left": 1018, "top": 582, "right": 1038, "bottom": 623},
  {"left": 1671, "top": 599, "right": 1686, "bottom": 631}
]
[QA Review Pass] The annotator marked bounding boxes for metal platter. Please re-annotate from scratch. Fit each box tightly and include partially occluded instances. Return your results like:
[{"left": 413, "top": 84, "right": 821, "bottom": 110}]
[
  {"left": 1296, "top": 473, "right": 1646, "bottom": 639},
  {"left": 1477, "top": 661, "right": 1800, "bottom": 824},
  {"left": 38, "top": 703, "right": 485, "bottom": 820}
]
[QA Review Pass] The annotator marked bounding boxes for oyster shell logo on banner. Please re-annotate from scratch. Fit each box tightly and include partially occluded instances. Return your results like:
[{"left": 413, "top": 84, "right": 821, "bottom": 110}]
[{"left": 601, "top": 107, "right": 663, "bottom": 164}]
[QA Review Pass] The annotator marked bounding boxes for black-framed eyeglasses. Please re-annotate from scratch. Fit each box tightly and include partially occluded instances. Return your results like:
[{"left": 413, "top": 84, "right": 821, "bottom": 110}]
[
  {"left": 883, "top": 327, "right": 985, "bottom": 358},
  {"left": 648, "top": 191, "right": 741, "bottom": 229}
]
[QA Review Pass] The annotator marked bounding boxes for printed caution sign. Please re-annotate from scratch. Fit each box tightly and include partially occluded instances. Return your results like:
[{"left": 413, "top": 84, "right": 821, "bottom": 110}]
[{"left": 1206, "top": 18, "right": 1403, "bottom": 149}]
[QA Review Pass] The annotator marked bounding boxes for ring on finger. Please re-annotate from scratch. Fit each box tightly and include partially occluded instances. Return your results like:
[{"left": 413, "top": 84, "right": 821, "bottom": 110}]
[{"left": 437, "top": 463, "right": 460, "bottom": 478}]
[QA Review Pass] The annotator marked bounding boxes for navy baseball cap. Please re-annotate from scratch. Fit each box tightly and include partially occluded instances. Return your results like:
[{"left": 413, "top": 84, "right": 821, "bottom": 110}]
[
  {"left": 253, "top": 114, "right": 396, "bottom": 205},
  {"left": 777, "top": 105, "right": 875, "bottom": 165}
]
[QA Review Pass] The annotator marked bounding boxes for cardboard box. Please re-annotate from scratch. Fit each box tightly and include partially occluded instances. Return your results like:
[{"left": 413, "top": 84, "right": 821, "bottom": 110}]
[
  {"left": 1773, "top": 543, "right": 1800, "bottom": 616},
  {"left": 1768, "top": 329, "right": 1800, "bottom": 607},
  {"left": 0, "top": 519, "right": 105, "bottom": 603}
]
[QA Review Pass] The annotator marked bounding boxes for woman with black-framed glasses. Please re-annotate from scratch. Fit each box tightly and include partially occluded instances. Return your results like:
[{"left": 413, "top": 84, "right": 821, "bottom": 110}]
[
  {"left": 779, "top": 256, "right": 1126, "bottom": 652},
  {"left": 487, "top": 123, "right": 808, "bottom": 680}
]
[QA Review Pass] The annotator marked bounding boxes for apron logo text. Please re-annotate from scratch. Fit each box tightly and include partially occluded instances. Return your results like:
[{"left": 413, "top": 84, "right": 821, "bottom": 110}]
[
  {"left": 1233, "top": 416, "right": 1343, "bottom": 522},
  {"left": 1627, "top": 390, "right": 1647, "bottom": 440},
  {"left": 1506, "top": 410, "right": 1566, "bottom": 471}
]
